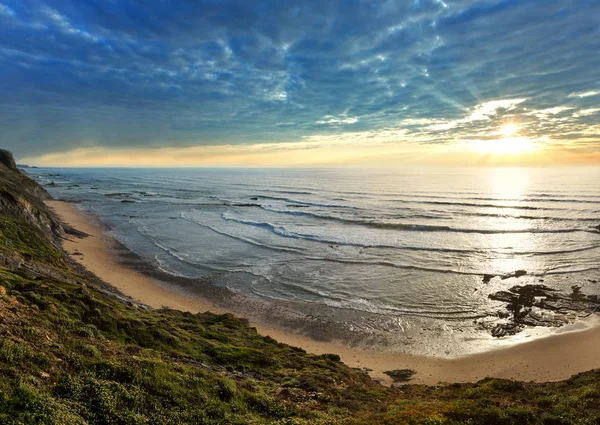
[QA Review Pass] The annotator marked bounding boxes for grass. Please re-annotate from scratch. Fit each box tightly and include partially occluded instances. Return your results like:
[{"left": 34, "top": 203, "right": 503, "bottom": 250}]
[
  {"left": 0, "top": 260, "right": 389, "bottom": 424},
  {"left": 0, "top": 215, "right": 66, "bottom": 266}
]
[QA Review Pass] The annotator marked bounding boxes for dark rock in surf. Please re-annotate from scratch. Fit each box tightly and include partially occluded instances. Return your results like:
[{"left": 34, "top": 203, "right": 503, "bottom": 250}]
[
  {"left": 491, "top": 323, "right": 523, "bottom": 338},
  {"left": 233, "top": 203, "right": 260, "bottom": 207},
  {"left": 482, "top": 274, "right": 495, "bottom": 283},
  {"left": 501, "top": 269, "right": 527, "bottom": 280},
  {"left": 105, "top": 192, "right": 131, "bottom": 197},
  {"left": 486, "top": 284, "right": 600, "bottom": 338}
]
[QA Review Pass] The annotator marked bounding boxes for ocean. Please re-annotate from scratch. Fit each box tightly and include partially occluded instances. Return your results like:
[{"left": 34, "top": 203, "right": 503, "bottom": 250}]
[{"left": 32, "top": 166, "right": 600, "bottom": 356}]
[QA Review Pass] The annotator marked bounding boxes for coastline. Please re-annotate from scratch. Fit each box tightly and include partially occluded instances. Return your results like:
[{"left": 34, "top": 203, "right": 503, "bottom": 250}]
[{"left": 46, "top": 199, "right": 600, "bottom": 386}]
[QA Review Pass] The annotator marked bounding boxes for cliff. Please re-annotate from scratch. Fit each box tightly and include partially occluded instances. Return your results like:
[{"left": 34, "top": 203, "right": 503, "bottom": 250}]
[{"left": 0, "top": 150, "right": 599, "bottom": 425}]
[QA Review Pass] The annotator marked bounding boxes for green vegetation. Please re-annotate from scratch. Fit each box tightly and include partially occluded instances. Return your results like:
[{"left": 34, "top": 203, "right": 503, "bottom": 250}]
[
  {"left": 0, "top": 215, "right": 66, "bottom": 265},
  {"left": 1, "top": 159, "right": 600, "bottom": 424},
  {"left": 0, "top": 265, "right": 389, "bottom": 424}
]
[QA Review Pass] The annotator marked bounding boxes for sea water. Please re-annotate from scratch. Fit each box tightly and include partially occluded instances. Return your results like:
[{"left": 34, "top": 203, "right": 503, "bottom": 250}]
[{"left": 32, "top": 167, "right": 600, "bottom": 354}]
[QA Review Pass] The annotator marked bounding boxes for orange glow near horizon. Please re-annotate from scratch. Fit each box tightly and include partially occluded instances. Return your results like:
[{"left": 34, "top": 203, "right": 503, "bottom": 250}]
[{"left": 19, "top": 137, "right": 600, "bottom": 168}]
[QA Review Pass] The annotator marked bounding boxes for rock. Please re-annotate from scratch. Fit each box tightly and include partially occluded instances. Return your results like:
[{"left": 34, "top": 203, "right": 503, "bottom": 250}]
[
  {"left": 384, "top": 369, "right": 416, "bottom": 382},
  {"left": 501, "top": 269, "right": 527, "bottom": 280},
  {"left": 233, "top": 203, "right": 260, "bottom": 207},
  {"left": 1, "top": 256, "right": 25, "bottom": 270},
  {"left": 487, "top": 284, "right": 600, "bottom": 337},
  {"left": 105, "top": 192, "right": 131, "bottom": 197},
  {"left": 491, "top": 323, "right": 523, "bottom": 338},
  {"left": 482, "top": 274, "right": 495, "bottom": 283},
  {"left": 0, "top": 149, "right": 17, "bottom": 170}
]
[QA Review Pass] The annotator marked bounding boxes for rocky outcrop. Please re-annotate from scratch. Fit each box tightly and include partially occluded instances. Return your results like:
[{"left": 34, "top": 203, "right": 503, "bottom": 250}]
[
  {"left": 0, "top": 149, "right": 17, "bottom": 170},
  {"left": 484, "top": 284, "right": 600, "bottom": 338},
  {"left": 0, "top": 149, "right": 62, "bottom": 239}
]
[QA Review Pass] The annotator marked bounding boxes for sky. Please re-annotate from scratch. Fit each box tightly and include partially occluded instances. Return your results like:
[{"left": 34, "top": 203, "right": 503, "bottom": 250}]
[{"left": 1, "top": 0, "right": 599, "bottom": 167}]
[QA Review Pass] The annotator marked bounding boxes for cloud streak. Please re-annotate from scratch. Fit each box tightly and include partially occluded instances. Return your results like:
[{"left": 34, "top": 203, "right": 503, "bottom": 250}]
[{"left": 0, "top": 0, "right": 598, "bottom": 163}]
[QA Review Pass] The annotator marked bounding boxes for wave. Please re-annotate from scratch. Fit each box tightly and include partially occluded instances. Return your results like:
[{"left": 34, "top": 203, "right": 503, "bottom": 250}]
[
  {"left": 387, "top": 193, "right": 600, "bottom": 204},
  {"left": 135, "top": 225, "right": 228, "bottom": 273},
  {"left": 220, "top": 214, "right": 592, "bottom": 257},
  {"left": 249, "top": 282, "right": 482, "bottom": 320},
  {"left": 458, "top": 211, "right": 600, "bottom": 222},
  {"left": 304, "top": 256, "right": 482, "bottom": 276},
  {"left": 182, "top": 210, "right": 600, "bottom": 257},
  {"left": 415, "top": 200, "right": 551, "bottom": 210},
  {"left": 253, "top": 195, "right": 355, "bottom": 209},
  {"left": 256, "top": 207, "right": 592, "bottom": 235},
  {"left": 261, "top": 205, "right": 446, "bottom": 222},
  {"left": 305, "top": 257, "right": 600, "bottom": 278},
  {"left": 180, "top": 212, "right": 305, "bottom": 254},
  {"left": 257, "top": 189, "right": 315, "bottom": 196}
]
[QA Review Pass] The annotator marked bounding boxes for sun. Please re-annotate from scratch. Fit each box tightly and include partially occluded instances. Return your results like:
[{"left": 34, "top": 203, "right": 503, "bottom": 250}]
[
  {"left": 500, "top": 123, "right": 517, "bottom": 137},
  {"left": 467, "top": 122, "right": 535, "bottom": 155}
]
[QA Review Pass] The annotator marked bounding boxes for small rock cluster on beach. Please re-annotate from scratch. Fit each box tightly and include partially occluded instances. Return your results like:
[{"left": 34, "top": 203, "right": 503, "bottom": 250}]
[{"left": 480, "top": 270, "right": 600, "bottom": 337}]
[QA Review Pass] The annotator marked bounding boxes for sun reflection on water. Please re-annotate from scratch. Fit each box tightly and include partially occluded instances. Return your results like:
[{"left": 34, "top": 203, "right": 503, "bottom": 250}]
[{"left": 483, "top": 168, "right": 533, "bottom": 275}]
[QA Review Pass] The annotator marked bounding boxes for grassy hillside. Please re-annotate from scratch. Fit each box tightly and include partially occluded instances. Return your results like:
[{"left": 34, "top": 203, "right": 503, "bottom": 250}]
[{"left": 1, "top": 153, "right": 600, "bottom": 425}]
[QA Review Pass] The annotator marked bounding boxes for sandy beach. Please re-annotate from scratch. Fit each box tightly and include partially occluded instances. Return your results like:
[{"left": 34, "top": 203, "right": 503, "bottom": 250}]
[{"left": 47, "top": 199, "right": 600, "bottom": 386}]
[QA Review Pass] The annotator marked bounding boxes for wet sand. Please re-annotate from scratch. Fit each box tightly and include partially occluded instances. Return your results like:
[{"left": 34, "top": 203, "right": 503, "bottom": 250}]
[{"left": 46, "top": 199, "right": 600, "bottom": 386}]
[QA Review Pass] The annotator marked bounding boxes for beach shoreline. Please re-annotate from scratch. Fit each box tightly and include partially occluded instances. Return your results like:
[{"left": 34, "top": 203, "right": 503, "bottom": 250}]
[{"left": 46, "top": 199, "right": 600, "bottom": 386}]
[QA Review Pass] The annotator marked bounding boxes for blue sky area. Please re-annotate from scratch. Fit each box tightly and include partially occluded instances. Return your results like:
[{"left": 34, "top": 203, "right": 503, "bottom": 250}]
[{"left": 0, "top": 0, "right": 599, "bottom": 163}]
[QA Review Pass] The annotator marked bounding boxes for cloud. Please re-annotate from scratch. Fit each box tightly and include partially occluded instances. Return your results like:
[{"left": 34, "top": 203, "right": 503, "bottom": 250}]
[
  {"left": 0, "top": 3, "right": 15, "bottom": 17},
  {"left": 569, "top": 91, "right": 600, "bottom": 98},
  {"left": 316, "top": 115, "right": 359, "bottom": 125},
  {"left": 0, "top": 0, "right": 598, "bottom": 163}
]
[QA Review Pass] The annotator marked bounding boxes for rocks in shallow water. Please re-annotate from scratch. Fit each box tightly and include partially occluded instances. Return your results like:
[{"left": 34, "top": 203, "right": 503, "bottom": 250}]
[
  {"left": 501, "top": 269, "right": 527, "bottom": 280},
  {"left": 483, "top": 269, "right": 527, "bottom": 283},
  {"left": 486, "top": 284, "right": 600, "bottom": 337},
  {"left": 491, "top": 323, "right": 524, "bottom": 338},
  {"left": 482, "top": 274, "right": 495, "bottom": 283},
  {"left": 232, "top": 203, "right": 260, "bottom": 207},
  {"left": 105, "top": 192, "right": 131, "bottom": 197},
  {"left": 489, "top": 284, "right": 557, "bottom": 305},
  {"left": 384, "top": 369, "right": 416, "bottom": 382}
]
